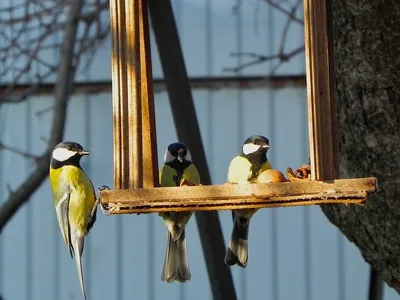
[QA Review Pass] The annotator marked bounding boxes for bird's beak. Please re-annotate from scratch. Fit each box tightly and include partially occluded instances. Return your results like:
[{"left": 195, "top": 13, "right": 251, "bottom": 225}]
[
  {"left": 80, "top": 150, "right": 90, "bottom": 155},
  {"left": 262, "top": 144, "right": 270, "bottom": 148},
  {"left": 177, "top": 155, "right": 184, "bottom": 163}
]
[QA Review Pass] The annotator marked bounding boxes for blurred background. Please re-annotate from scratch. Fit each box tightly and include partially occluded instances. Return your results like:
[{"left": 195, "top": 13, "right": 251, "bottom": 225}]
[{"left": 0, "top": 0, "right": 394, "bottom": 300}]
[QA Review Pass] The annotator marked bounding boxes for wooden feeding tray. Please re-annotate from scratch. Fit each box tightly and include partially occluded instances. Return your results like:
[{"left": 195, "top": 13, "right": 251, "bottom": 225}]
[
  {"left": 98, "top": 0, "right": 378, "bottom": 215},
  {"left": 100, "top": 178, "right": 377, "bottom": 215}
]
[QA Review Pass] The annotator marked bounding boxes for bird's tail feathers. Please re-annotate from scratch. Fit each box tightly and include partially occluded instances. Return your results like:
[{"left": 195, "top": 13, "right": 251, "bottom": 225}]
[
  {"left": 73, "top": 237, "right": 86, "bottom": 299},
  {"left": 224, "top": 218, "right": 249, "bottom": 268},
  {"left": 162, "top": 231, "right": 177, "bottom": 283},
  {"left": 161, "top": 229, "right": 191, "bottom": 283},
  {"left": 176, "top": 230, "right": 191, "bottom": 281}
]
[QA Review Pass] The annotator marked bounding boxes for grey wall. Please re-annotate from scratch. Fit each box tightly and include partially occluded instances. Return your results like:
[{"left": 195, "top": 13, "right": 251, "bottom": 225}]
[{"left": 1, "top": 89, "right": 396, "bottom": 300}]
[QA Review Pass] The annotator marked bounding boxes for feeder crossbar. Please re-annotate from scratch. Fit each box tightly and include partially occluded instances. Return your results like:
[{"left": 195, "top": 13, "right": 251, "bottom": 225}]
[{"left": 99, "top": 177, "right": 377, "bottom": 214}]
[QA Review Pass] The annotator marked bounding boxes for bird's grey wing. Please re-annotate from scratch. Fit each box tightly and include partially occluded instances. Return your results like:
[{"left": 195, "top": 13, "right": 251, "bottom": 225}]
[
  {"left": 55, "top": 184, "right": 73, "bottom": 257},
  {"left": 87, "top": 179, "right": 98, "bottom": 232}
]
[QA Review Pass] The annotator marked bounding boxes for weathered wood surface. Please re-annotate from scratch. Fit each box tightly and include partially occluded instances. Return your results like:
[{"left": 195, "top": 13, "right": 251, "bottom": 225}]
[
  {"left": 304, "top": 0, "right": 339, "bottom": 180},
  {"left": 99, "top": 177, "right": 377, "bottom": 214},
  {"left": 109, "top": 0, "right": 158, "bottom": 189}
]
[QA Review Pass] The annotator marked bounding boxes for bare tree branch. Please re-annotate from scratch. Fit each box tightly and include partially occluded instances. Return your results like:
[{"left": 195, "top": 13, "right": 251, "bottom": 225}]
[
  {"left": 0, "top": 0, "right": 85, "bottom": 233},
  {"left": 0, "top": 0, "right": 109, "bottom": 104},
  {"left": 0, "top": 142, "right": 41, "bottom": 164},
  {"left": 263, "top": 0, "right": 303, "bottom": 24},
  {"left": 224, "top": 45, "right": 304, "bottom": 73},
  {"left": 278, "top": 0, "right": 302, "bottom": 53},
  {"left": 224, "top": 0, "right": 304, "bottom": 74}
]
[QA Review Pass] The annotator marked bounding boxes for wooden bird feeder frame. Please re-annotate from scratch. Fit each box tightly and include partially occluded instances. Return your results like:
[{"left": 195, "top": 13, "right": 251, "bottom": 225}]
[{"left": 99, "top": 0, "right": 378, "bottom": 214}]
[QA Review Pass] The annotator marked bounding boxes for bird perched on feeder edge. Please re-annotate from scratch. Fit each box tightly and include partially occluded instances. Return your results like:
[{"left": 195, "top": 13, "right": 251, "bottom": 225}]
[
  {"left": 159, "top": 142, "right": 200, "bottom": 283},
  {"left": 224, "top": 135, "right": 272, "bottom": 268},
  {"left": 49, "top": 141, "right": 98, "bottom": 299}
]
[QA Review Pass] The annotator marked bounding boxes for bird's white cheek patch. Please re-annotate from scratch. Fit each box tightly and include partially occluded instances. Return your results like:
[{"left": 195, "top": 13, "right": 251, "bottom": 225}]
[
  {"left": 185, "top": 150, "right": 192, "bottom": 162},
  {"left": 242, "top": 143, "right": 261, "bottom": 155},
  {"left": 52, "top": 148, "right": 77, "bottom": 162},
  {"left": 164, "top": 150, "right": 175, "bottom": 163}
]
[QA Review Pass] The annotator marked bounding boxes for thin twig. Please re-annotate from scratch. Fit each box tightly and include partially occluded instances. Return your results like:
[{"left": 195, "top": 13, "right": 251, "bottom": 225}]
[
  {"left": 278, "top": 0, "right": 302, "bottom": 54},
  {"left": 0, "top": 0, "right": 109, "bottom": 104},
  {"left": 224, "top": 44, "right": 304, "bottom": 73},
  {"left": 0, "top": 142, "right": 41, "bottom": 164},
  {"left": 35, "top": 105, "right": 55, "bottom": 118},
  {"left": 224, "top": 0, "right": 304, "bottom": 73},
  {"left": 263, "top": 0, "right": 303, "bottom": 24}
]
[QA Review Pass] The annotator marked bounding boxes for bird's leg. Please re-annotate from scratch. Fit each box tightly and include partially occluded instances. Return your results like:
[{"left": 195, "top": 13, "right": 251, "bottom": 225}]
[
  {"left": 95, "top": 185, "right": 111, "bottom": 216},
  {"left": 91, "top": 198, "right": 101, "bottom": 217}
]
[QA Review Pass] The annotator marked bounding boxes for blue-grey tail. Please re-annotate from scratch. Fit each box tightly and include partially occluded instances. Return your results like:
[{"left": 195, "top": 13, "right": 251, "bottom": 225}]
[
  {"left": 224, "top": 215, "right": 250, "bottom": 268},
  {"left": 161, "top": 229, "right": 191, "bottom": 283},
  {"left": 73, "top": 237, "right": 86, "bottom": 299}
]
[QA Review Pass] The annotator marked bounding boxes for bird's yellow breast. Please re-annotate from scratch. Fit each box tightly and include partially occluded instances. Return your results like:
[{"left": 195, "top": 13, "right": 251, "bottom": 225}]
[
  {"left": 50, "top": 166, "right": 95, "bottom": 234},
  {"left": 159, "top": 163, "right": 201, "bottom": 187},
  {"left": 227, "top": 156, "right": 272, "bottom": 184}
]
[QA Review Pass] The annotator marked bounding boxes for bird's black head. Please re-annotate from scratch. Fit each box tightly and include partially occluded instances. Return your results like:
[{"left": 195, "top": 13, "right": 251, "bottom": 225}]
[
  {"left": 241, "top": 135, "right": 270, "bottom": 158},
  {"left": 164, "top": 142, "right": 192, "bottom": 165},
  {"left": 51, "top": 141, "right": 90, "bottom": 169}
]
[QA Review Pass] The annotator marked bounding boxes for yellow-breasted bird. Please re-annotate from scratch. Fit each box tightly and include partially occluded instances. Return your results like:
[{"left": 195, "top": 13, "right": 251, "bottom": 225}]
[
  {"left": 159, "top": 142, "right": 200, "bottom": 283},
  {"left": 224, "top": 135, "right": 272, "bottom": 268},
  {"left": 49, "top": 141, "right": 98, "bottom": 299}
]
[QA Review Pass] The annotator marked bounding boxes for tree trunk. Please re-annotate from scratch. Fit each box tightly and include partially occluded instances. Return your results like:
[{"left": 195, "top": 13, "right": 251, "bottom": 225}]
[{"left": 322, "top": 0, "right": 400, "bottom": 293}]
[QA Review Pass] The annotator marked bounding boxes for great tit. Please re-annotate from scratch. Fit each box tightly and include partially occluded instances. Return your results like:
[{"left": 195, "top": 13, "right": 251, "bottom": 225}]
[
  {"left": 224, "top": 135, "right": 272, "bottom": 268},
  {"left": 159, "top": 142, "right": 200, "bottom": 283},
  {"left": 49, "top": 141, "right": 98, "bottom": 299}
]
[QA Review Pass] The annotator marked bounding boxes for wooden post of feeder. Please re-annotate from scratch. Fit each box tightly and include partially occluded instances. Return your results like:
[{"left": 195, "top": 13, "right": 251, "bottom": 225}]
[
  {"left": 110, "top": 0, "right": 158, "bottom": 189},
  {"left": 304, "top": 0, "right": 339, "bottom": 180}
]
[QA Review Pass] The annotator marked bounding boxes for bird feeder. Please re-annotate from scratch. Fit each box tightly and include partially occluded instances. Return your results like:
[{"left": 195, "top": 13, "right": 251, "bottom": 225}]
[{"left": 99, "top": 0, "right": 377, "bottom": 214}]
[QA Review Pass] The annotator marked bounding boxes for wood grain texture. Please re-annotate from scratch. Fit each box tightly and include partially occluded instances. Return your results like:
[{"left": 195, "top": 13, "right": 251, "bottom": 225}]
[
  {"left": 139, "top": 0, "right": 158, "bottom": 188},
  {"left": 126, "top": 0, "right": 142, "bottom": 188},
  {"left": 99, "top": 177, "right": 377, "bottom": 214},
  {"left": 109, "top": 0, "right": 158, "bottom": 189},
  {"left": 304, "top": 0, "right": 339, "bottom": 180},
  {"left": 110, "top": 0, "right": 128, "bottom": 188}
]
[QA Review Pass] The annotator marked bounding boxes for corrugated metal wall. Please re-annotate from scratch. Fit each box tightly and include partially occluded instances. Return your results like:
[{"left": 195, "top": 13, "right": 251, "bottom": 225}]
[
  {"left": 1, "top": 89, "right": 396, "bottom": 300},
  {"left": 0, "top": 0, "right": 397, "bottom": 300}
]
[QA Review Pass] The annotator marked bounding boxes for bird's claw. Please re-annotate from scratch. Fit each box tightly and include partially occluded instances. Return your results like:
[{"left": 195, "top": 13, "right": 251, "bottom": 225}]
[
  {"left": 98, "top": 185, "right": 111, "bottom": 191},
  {"left": 96, "top": 185, "right": 111, "bottom": 215},
  {"left": 97, "top": 199, "right": 110, "bottom": 216},
  {"left": 90, "top": 199, "right": 98, "bottom": 219}
]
